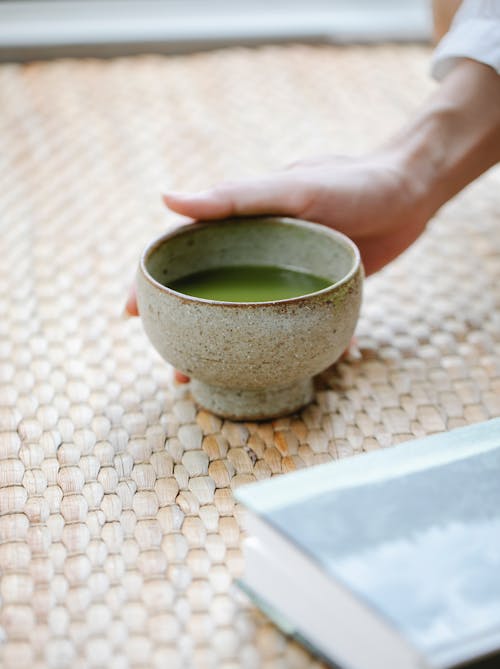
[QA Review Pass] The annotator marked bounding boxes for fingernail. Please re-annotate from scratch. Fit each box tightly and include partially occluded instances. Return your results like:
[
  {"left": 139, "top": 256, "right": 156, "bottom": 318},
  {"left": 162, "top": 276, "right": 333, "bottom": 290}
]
[
  {"left": 163, "top": 190, "right": 191, "bottom": 201},
  {"left": 174, "top": 371, "right": 191, "bottom": 384},
  {"left": 164, "top": 190, "right": 214, "bottom": 201},
  {"left": 123, "top": 300, "right": 139, "bottom": 318}
]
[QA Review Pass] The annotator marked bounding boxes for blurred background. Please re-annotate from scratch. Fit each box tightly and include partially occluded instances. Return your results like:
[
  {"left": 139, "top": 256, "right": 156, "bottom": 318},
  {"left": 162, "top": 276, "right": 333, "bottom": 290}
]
[{"left": 0, "top": 0, "right": 432, "bottom": 61}]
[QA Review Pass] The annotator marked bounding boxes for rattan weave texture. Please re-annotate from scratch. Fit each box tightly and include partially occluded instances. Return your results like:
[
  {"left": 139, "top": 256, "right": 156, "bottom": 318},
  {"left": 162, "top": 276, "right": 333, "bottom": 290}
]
[{"left": 0, "top": 44, "right": 499, "bottom": 669}]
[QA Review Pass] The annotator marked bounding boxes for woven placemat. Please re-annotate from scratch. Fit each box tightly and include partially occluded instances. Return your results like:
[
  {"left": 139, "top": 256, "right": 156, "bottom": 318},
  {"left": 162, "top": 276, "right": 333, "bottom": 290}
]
[{"left": 0, "top": 44, "right": 499, "bottom": 669}]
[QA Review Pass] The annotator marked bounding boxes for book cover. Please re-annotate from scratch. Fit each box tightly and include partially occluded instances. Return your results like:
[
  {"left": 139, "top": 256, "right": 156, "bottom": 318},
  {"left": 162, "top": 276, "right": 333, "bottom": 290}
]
[{"left": 236, "top": 418, "right": 500, "bottom": 669}]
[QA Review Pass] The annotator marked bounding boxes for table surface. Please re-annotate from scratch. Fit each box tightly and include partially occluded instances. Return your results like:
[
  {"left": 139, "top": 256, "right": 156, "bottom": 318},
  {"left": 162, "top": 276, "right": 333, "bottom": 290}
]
[{"left": 0, "top": 44, "right": 499, "bottom": 669}]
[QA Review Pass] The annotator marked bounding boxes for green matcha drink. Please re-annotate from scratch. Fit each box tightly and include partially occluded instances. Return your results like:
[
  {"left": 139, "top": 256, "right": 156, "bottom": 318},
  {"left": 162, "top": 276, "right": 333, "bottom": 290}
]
[{"left": 167, "top": 265, "right": 332, "bottom": 302}]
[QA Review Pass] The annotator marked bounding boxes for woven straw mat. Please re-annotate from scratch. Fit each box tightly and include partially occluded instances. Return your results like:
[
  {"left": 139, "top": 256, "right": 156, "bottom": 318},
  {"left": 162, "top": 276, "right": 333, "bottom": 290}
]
[{"left": 1, "top": 44, "right": 499, "bottom": 669}]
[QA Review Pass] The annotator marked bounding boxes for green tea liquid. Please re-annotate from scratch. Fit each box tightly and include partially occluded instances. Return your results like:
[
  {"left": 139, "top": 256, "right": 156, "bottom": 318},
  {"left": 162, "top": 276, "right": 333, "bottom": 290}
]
[{"left": 167, "top": 265, "right": 331, "bottom": 302}]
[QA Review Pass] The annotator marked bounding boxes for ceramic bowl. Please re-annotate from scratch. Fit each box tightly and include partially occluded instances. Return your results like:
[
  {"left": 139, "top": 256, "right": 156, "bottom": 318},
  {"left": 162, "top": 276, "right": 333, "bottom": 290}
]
[{"left": 137, "top": 217, "right": 363, "bottom": 420}]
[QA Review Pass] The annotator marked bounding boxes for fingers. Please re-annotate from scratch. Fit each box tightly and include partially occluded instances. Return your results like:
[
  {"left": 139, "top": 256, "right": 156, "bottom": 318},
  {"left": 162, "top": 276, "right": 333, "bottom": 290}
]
[
  {"left": 342, "top": 336, "right": 358, "bottom": 357},
  {"left": 125, "top": 284, "right": 139, "bottom": 317},
  {"left": 124, "top": 287, "right": 189, "bottom": 381},
  {"left": 163, "top": 174, "right": 312, "bottom": 221},
  {"left": 286, "top": 154, "right": 348, "bottom": 171},
  {"left": 124, "top": 291, "right": 189, "bottom": 382},
  {"left": 163, "top": 191, "right": 230, "bottom": 219}
]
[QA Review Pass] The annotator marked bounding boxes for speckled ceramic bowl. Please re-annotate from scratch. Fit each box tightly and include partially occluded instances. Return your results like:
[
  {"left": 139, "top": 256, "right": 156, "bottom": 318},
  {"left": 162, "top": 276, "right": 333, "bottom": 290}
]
[{"left": 137, "top": 217, "right": 363, "bottom": 420}]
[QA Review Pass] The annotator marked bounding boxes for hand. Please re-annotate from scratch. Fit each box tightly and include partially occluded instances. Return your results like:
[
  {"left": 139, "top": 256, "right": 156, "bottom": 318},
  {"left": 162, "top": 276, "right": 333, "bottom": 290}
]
[
  {"left": 126, "top": 150, "right": 430, "bottom": 318},
  {"left": 126, "top": 148, "right": 431, "bottom": 322},
  {"left": 126, "top": 149, "right": 429, "bottom": 385},
  {"left": 158, "top": 150, "right": 430, "bottom": 276},
  {"left": 126, "top": 59, "right": 500, "bottom": 383},
  {"left": 135, "top": 59, "right": 500, "bottom": 293}
]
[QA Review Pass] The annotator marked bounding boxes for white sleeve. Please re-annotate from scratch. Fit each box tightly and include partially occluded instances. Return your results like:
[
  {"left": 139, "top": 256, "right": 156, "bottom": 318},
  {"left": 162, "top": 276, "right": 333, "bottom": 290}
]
[{"left": 431, "top": 0, "right": 500, "bottom": 80}]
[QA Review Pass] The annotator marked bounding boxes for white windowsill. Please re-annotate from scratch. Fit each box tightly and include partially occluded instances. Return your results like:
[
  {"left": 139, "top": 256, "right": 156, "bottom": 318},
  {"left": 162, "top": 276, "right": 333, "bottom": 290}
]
[{"left": 0, "top": 0, "right": 432, "bottom": 61}]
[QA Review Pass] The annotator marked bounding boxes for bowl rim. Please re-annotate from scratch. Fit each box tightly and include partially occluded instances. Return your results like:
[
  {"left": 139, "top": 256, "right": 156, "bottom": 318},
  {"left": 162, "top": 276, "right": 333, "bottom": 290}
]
[{"left": 139, "top": 216, "right": 362, "bottom": 307}]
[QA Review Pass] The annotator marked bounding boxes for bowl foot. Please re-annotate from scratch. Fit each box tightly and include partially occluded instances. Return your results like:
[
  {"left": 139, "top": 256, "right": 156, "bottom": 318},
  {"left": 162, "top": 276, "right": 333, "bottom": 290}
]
[{"left": 191, "top": 377, "right": 314, "bottom": 421}]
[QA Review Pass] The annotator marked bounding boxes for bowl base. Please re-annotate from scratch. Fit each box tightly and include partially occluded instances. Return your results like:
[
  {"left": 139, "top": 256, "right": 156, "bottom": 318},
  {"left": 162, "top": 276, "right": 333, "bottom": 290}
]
[{"left": 191, "top": 377, "right": 314, "bottom": 421}]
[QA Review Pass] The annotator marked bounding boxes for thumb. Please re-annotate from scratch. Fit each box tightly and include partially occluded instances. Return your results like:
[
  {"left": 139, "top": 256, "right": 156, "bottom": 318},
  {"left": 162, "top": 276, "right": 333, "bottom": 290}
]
[{"left": 163, "top": 174, "right": 312, "bottom": 220}]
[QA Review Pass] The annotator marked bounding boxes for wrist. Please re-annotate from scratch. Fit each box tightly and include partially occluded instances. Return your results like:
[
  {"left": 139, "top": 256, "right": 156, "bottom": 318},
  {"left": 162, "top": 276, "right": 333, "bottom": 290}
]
[
  {"left": 391, "top": 110, "right": 449, "bottom": 219},
  {"left": 378, "top": 119, "right": 445, "bottom": 226},
  {"left": 381, "top": 60, "right": 500, "bottom": 221}
]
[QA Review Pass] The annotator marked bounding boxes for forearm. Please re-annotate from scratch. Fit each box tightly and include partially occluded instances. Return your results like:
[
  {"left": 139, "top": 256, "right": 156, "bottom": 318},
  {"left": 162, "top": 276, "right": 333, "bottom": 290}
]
[{"left": 386, "top": 59, "right": 500, "bottom": 219}]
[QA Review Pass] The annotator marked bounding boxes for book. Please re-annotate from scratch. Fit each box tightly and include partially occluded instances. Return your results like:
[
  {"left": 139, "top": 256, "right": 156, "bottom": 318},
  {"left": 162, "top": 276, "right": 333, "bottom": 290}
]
[{"left": 235, "top": 418, "right": 500, "bottom": 669}]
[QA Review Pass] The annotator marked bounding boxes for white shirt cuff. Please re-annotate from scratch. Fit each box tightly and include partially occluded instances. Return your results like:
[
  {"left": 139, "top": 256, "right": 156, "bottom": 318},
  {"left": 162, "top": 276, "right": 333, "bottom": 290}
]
[{"left": 432, "top": 16, "right": 500, "bottom": 80}]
